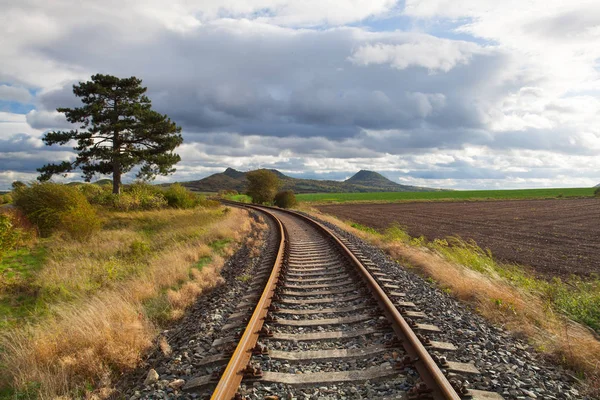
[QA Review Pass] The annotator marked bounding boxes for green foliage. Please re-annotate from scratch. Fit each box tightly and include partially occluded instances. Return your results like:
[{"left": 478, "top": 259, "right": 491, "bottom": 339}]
[
  {"left": 0, "top": 214, "right": 19, "bottom": 260},
  {"left": 0, "top": 193, "right": 12, "bottom": 205},
  {"left": 218, "top": 189, "right": 238, "bottom": 197},
  {"left": 246, "top": 170, "right": 281, "bottom": 204},
  {"left": 37, "top": 74, "right": 183, "bottom": 194},
  {"left": 350, "top": 222, "right": 379, "bottom": 235},
  {"left": 547, "top": 278, "right": 600, "bottom": 332},
  {"left": 78, "top": 181, "right": 217, "bottom": 211},
  {"left": 594, "top": 187, "right": 600, "bottom": 197},
  {"left": 58, "top": 206, "right": 102, "bottom": 242},
  {"left": 124, "top": 183, "right": 167, "bottom": 210},
  {"left": 143, "top": 294, "right": 172, "bottom": 325},
  {"left": 274, "top": 190, "right": 297, "bottom": 209},
  {"left": 297, "top": 187, "right": 596, "bottom": 203},
  {"left": 224, "top": 194, "right": 251, "bottom": 203},
  {"left": 383, "top": 225, "right": 411, "bottom": 243},
  {"left": 163, "top": 184, "right": 199, "bottom": 209},
  {"left": 236, "top": 274, "right": 252, "bottom": 283},
  {"left": 12, "top": 183, "right": 101, "bottom": 240},
  {"left": 78, "top": 183, "right": 111, "bottom": 205},
  {"left": 11, "top": 181, "right": 26, "bottom": 190}
]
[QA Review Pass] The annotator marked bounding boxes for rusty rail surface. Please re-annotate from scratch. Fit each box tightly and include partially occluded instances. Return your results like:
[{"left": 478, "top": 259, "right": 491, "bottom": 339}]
[
  {"left": 215, "top": 201, "right": 460, "bottom": 400},
  {"left": 210, "top": 204, "right": 286, "bottom": 400}
]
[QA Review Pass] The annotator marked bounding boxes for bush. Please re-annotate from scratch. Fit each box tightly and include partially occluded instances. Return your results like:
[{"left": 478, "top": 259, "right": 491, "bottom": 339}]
[
  {"left": 124, "top": 182, "right": 167, "bottom": 210},
  {"left": 0, "top": 193, "right": 12, "bottom": 204},
  {"left": 595, "top": 187, "right": 600, "bottom": 197},
  {"left": 59, "top": 206, "right": 102, "bottom": 241},
  {"left": 12, "top": 182, "right": 101, "bottom": 240},
  {"left": 78, "top": 183, "right": 111, "bottom": 205},
  {"left": 0, "top": 213, "right": 18, "bottom": 259},
  {"left": 164, "top": 184, "right": 198, "bottom": 209},
  {"left": 274, "top": 190, "right": 297, "bottom": 209}
]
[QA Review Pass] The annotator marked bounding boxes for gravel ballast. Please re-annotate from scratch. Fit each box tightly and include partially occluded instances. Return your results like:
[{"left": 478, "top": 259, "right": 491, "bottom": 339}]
[
  {"left": 305, "top": 212, "right": 586, "bottom": 400},
  {"left": 117, "top": 208, "right": 588, "bottom": 399}
]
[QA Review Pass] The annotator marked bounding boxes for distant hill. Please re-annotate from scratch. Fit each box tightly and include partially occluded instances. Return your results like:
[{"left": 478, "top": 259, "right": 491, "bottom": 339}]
[
  {"left": 178, "top": 168, "right": 439, "bottom": 194},
  {"left": 595, "top": 183, "right": 600, "bottom": 188}
]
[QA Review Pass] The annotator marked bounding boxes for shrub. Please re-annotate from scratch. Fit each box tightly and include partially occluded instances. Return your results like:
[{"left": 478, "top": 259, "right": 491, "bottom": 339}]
[
  {"left": 78, "top": 183, "right": 111, "bottom": 205},
  {"left": 124, "top": 182, "right": 167, "bottom": 210},
  {"left": 58, "top": 205, "right": 102, "bottom": 241},
  {"left": 274, "top": 190, "right": 297, "bottom": 208},
  {"left": 12, "top": 182, "right": 101, "bottom": 240},
  {"left": 595, "top": 187, "right": 600, "bottom": 197},
  {"left": 0, "top": 193, "right": 12, "bottom": 204},
  {"left": 0, "top": 214, "right": 18, "bottom": 259},
  {"left": 164, "top": 184, "right": 198, "bottom": 209},
  {"left": 1, "top": 209, "right": 36, "bottom": 262}
]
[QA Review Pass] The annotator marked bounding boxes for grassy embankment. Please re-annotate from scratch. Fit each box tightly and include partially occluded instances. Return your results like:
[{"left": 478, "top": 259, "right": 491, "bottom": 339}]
[
  {"left": 0, "top": 185, "right": 261, "bottom": 399},
  {"left": 297, "top": 187, "right": 595, "bottom": 203},
  {"left": 303, "top": 208, "right": 600, "bottom": 396}
]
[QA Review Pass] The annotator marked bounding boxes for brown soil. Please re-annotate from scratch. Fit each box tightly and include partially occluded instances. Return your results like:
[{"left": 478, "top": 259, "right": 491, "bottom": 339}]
[{"left": 317, "top": 198, "right": 600, "bottom": 279}]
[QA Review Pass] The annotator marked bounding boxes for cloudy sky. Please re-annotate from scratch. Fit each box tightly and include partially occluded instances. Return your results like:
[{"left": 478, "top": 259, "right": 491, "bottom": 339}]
[{"left": 1, "top": 0, "right": 600, "bottom": 190}]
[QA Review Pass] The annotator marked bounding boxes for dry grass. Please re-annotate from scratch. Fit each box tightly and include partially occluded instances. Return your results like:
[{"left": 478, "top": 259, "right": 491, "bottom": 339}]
[
  {"left": 305, "top": 207, "right": 600, "bottom": 395},
  {"left": 0, "top": 206, "right": 258, "bottom": 399},
  {"left": 3, "top": 294, "right": 154, "bottom": 399}
]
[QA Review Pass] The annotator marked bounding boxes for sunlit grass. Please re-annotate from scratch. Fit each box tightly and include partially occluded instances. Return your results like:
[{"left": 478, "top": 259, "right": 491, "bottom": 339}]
[{"left": 0, "top": 205, "right": 257, "bottom": 399}]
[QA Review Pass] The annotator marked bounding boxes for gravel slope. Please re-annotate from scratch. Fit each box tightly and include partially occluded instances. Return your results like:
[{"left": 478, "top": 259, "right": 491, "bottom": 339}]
[{"left": 307, "top": 212, "right": 587, "bottom": 400}]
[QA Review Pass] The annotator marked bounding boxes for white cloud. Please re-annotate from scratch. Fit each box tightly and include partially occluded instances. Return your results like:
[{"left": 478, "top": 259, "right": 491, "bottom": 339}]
[
  {"left": 0, "top": 0, "right": 599, "bottom": 189},
  {"left": 0, "top": 112, "right": 43, "bottom": 138},
  {"left": 349, "top": 38, "right": 484, "bottom": 72}
]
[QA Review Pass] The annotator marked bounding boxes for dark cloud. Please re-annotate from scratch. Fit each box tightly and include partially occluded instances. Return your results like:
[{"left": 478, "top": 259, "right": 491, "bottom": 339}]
[{"left": 30, "top": 25, "right": 518, "bottom": 149}]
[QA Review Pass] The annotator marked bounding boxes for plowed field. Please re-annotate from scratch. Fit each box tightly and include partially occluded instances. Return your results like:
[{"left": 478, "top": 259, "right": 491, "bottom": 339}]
[{"left": 317, "top": 198, "right": 600, "bottom": 278}]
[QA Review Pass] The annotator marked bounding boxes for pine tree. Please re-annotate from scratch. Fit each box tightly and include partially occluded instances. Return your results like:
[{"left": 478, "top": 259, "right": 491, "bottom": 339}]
[{"left": 38, "top": 74, "right": 183, "bottom": 194}]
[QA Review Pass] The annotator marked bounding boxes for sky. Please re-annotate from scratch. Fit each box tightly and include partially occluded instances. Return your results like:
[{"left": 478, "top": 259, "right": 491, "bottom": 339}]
[{"left": 1, "top": 0, "right": 600, "bottom": 190}]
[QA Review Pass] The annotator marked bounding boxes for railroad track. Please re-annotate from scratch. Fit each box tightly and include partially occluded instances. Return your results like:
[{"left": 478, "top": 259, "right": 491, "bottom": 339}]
[{"left": 184, "top": 203, "right": 504, "bottom": 400}]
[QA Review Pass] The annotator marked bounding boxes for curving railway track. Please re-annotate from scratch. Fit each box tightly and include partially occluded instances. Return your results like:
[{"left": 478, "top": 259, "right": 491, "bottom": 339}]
[{"left": 183, "top": 203, "right": 504, "bottom": 400}]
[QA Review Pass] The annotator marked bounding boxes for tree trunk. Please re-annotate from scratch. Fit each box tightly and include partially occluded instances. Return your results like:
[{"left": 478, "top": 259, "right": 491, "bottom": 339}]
[
  {"left": 112, "top": 161, "right": 121, "bottom": 194},
  {"left": 112, "top": 126, "right": 121, "bottom": 194}
]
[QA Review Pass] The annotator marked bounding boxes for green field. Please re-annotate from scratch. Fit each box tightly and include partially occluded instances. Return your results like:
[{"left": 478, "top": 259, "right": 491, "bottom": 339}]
[{"left": 297, "top": 187, "right": 596, "bottom": 203}]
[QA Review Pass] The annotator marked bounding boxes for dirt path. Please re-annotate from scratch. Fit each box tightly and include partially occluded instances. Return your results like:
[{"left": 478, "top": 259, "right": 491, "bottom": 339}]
[{"left": 317, "top": 198, "right": 600, "bottom": 279}]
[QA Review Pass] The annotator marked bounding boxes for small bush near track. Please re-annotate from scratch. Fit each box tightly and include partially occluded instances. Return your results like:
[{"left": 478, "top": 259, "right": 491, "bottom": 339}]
[
  {"left": 595, "top": 187, "right": 600, "bottom": 197},
  {"left": 12, "top": 182, "right": 101, "bottom": 240},
  {"left": 274, "top": 190, "right": 297, "bottom": 209},
  {"left": 164, "top": 183, "right": 200, "bottom": 209}
]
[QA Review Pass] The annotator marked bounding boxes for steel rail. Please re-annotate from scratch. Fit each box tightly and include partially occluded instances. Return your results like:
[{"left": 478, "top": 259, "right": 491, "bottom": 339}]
[
  {"left": 216, "top": 201, "right": 460, "bottom": 399},
  {"left": 210, "top": 205, "right": 286, "bottom": 400},
  {"left": 278, "top": 207, "right": 461, "bottom": 400}
]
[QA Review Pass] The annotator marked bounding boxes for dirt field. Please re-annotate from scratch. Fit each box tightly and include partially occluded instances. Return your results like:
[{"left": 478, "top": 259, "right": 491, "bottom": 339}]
[{"left": 317, "top": 198, "right": 600, "bottom": 279}]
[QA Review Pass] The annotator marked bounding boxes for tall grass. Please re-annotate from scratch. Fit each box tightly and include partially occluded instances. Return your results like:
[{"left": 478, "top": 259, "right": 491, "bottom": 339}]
[
  {"left": 308, "top": 209, "right": 600, "bottom": 396},
  {"left": 0, "top": 206, "right": 257, "bottom": 399}
]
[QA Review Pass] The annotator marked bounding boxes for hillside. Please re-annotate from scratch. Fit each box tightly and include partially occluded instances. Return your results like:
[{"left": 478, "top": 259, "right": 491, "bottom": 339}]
[{"left": 179, "top": 168, "right": 436, "bottom": 194}]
